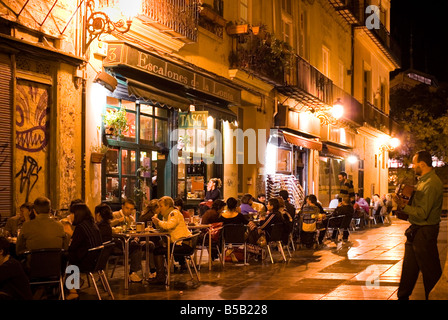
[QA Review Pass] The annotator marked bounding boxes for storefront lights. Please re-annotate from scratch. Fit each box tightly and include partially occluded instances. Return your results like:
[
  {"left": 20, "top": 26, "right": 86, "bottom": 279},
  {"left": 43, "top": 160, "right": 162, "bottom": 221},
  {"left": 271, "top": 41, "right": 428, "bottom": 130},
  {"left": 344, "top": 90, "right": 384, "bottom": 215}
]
[{"left": 347, "top": 155, "right": 358, "bottom": 164}]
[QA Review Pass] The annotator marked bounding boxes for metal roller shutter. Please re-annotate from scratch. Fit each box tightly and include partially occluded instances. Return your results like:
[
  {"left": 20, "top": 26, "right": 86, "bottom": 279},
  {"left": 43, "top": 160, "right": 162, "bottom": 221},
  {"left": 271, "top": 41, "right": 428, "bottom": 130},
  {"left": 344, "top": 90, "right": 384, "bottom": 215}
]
[{"left": 0, "top": 54, "right": 12, "bottom": 217}]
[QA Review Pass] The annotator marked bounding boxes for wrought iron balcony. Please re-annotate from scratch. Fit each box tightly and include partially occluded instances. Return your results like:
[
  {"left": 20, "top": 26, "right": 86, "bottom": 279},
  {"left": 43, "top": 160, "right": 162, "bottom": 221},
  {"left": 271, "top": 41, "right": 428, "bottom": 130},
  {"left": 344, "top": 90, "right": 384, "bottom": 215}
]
[
  {"left": 140, "top": 0, "right": 199, "bottom": 43},
  {"left": 276, "top": 54, "right": 334, "bottom": 109},
  {"left": 328, "top": 0, "right": 401, "bottom": 67},
  {"left": 228, "top": 27, "right": 293, "bottom": 85},
  {"left": 363, "top": 100, "right": 391, "bottom": 134}
]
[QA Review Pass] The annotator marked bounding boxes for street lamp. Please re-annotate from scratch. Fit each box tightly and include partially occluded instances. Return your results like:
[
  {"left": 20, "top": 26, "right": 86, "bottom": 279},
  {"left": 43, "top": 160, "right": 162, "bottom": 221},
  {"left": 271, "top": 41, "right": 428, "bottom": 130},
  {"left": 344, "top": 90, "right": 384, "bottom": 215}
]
[
  {"left": 84, "top": 0, "right": 141, "bottom": 53},
  {"left": 331, "top": 98, "right": 344, "bottom": 120},
  {"left": 309, "top": 98, "right": 344, "bottom": 125},
  {"left": 379, "top": 137, "right": 401, "bottom": 153}
]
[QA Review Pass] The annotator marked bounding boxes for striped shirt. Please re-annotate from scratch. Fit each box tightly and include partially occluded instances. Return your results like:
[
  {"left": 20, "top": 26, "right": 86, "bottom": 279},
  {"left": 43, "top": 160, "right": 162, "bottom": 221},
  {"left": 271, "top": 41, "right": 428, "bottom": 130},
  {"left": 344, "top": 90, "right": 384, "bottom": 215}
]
[{"left": 340, "top": 179, "right": 355, "bottom": 198}]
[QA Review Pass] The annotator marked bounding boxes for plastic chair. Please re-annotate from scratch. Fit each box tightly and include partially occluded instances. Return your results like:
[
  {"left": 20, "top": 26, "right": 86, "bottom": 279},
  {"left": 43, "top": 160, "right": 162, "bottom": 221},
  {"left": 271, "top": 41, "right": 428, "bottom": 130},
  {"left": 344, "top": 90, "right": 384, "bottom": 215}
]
[
  {"left": 169, "top": 232, "right": 201, "bottom": 282},
  {"left": 80, "top": 241, "right": 115, "bottom": 300},
  {"left": 220, "top": 224, "right": 248, "bottom": 266},
  {"left": 265, "top": 224, "right": 287, "bottom": 263},
  {"left": 24, "top": 248, "right": 65, "bottom": 300}
]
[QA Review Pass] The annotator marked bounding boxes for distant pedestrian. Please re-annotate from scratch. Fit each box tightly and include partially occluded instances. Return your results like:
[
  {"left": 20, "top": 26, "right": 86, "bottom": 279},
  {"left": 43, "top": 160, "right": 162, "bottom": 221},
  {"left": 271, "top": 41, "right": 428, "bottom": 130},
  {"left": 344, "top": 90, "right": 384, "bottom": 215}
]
[{"left": 394, "top": 150, "right": 443, "bottom": 300}]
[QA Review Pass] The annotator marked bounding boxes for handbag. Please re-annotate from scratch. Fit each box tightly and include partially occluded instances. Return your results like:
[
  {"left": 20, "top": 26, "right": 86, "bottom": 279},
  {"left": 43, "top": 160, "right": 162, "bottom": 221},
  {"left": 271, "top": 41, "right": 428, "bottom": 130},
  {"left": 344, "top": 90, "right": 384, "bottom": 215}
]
[
  {"left": 209, "top": 222, "right": 223, "bottom": 242},
  {"left": 256, "top": 234, "right": 267, "bottom": 247}
]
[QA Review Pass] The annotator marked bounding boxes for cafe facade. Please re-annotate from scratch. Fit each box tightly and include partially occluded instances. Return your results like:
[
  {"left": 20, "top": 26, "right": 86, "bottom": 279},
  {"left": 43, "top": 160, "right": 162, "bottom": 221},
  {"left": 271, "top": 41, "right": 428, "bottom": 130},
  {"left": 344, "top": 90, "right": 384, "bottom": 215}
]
[{"left": 85, "top": 41, "right": 241, "bottom": 211}]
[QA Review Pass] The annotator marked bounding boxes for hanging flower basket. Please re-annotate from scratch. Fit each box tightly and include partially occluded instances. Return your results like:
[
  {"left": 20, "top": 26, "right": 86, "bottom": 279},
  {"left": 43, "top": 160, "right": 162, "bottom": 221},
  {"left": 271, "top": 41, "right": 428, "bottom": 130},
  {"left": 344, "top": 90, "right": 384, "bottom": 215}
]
[
  {"left": 91, "top": 152, "right": 106, "bottom": 163},
  {"left": 226, "top": 24, "right": 249, "bottom": 35}
]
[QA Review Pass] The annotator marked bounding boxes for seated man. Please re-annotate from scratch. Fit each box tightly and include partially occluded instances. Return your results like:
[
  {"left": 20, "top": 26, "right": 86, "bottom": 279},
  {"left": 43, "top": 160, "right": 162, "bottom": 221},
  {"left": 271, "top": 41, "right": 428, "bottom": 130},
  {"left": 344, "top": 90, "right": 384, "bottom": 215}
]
[
  {"left": 111, "top": 199, "right": 143, "bottom": 283},
  {"left": 16, "top": 197, "right": 69, "bottom": 256},
  {"left": 151, "top": 196, "right": 192, "bottom": 284},
  {"left": 4, "top": 202, "right": 34, "bottom": 237},
  {"left": 330, "top": 195, "right": 354, "bottom": 241}
]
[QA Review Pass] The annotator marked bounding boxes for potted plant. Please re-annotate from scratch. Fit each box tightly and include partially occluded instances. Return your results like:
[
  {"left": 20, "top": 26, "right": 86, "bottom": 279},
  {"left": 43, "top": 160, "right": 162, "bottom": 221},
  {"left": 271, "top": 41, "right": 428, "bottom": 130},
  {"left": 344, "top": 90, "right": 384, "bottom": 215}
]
[
  {"left": 226, "top": 21, "right": 249, "bottom": 35},
  {"left": 90, "top": 126, "right": 110, "bottom": 163},
  {"left": 103, "top": 106, "right": 129, "bottom": 139},
  {"left": 90, "top": 143, "right": 110, "bottom": 163}
]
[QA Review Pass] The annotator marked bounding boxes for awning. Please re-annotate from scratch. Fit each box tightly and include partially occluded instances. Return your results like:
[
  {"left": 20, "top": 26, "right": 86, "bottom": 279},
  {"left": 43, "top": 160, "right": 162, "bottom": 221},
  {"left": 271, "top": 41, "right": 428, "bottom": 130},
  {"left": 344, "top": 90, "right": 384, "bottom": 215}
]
[
  {"left": 282, "top": 131, "right": 322, "bottom": 151},
  {"left": 127, "top": 79, "right": 191, "bottom": 111},
  {"left": 103, "top": 42, "right": 241, "bottom": 105},
  {"left": 321, "top": 143, "right": 351, "bottom": 159}
]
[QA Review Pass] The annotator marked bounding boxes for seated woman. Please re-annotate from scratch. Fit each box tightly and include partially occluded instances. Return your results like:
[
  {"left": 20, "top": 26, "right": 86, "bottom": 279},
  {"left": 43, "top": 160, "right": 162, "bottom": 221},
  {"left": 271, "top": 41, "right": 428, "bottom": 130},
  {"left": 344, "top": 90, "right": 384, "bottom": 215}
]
[
  {"left": 239, "top": 194, "right": 258, "bottom": 217},
  {"left": 277, "top": 197, "right": 293, "bottom": 245},
  {"left": 68, "top": 203, "right": 102, "bottom": 271},
  {"left": 94, "top": 203, "right": 147, "bottom": 282},
  {"left": 138, "top": 199, "right": 159, "bottom": 227},
  {"left": 253, "top": 198, "right": 285, "bottom": 244},
  {"left": 202, "top": 200, "right": 226, "bottom": 225},
  {"left": 219, "top": 198, "right": 249, "bottom": 226},
  {"left": 67, "top": 203, "right": 103, "bottom": 300}
]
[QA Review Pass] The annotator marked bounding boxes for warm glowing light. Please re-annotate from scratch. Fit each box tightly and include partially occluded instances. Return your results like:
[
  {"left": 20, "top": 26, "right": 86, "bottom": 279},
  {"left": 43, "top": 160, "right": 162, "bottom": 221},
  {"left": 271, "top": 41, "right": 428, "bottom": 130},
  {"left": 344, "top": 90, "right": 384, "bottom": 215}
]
[
  {"left": 389, "top": 137, "right": 400, "bottom": 149},
  {"left": 207, "top": 116, "right": 214, "bottom": 130},
  {"left": 118, "top": 0, "right": 141, "bottom": 20},
  {"left": 234, "top": 120, "right": 238, "bottom": 127},
  {"left": 331, "top": 99, "right": 344, "bottom": 119},
  {"left": 265, "top": 143, "right": 278, "bottom": 175},
  {"left": 347, "top": 155, "right": 358, "bottom": 164}
]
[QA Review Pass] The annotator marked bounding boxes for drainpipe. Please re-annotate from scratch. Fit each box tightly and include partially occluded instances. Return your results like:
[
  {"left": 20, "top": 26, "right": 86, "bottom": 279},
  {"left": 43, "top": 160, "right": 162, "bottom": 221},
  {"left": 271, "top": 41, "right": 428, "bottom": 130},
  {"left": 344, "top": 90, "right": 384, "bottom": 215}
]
[{"left": 81, "top": 76, "right": 86, "bottom": 201}]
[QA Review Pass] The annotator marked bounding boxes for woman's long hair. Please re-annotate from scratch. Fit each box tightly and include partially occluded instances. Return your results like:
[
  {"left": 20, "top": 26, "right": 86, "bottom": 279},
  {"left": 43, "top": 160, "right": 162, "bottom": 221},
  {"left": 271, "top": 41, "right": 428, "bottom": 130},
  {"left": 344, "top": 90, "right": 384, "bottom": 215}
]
[
  {"left": 94, "top": 203, "right": 113, "bottom": 222},
  {"left": 72, "top": 203, "right": 94, "bottom": 226}
]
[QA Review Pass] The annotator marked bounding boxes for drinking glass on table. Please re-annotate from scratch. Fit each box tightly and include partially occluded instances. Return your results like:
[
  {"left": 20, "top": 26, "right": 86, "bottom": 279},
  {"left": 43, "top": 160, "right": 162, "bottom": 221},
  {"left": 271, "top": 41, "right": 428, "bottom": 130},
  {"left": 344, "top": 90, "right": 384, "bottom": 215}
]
[{"left": 193, "top": 216, "right": 201, "bottom": 225}]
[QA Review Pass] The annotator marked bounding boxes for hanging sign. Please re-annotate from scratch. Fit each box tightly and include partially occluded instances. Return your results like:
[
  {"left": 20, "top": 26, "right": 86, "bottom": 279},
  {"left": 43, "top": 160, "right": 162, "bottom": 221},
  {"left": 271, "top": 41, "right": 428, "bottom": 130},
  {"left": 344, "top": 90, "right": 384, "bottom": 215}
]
[{"left": 178, "top": 111, "right": 209, "bottom": 129}]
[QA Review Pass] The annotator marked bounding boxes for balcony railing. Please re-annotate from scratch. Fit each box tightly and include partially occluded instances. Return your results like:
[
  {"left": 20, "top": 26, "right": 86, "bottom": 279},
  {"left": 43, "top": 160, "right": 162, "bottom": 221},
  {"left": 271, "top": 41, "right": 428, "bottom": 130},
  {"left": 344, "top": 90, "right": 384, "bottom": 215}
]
[
  {"left": 228, "top": 29, "right": 292, "bottom": 85},
  {"left": 328, "top": 0, "right": 401, "bottom": 66},
  {"left": 288, "top": 54, "right": 333, "bottom": 106},
  {"left": 363, "top": 100, "right": 390, "bottom": 134},
  {"left": 141, "top": 0, "right": 199, "bottom": 42}
]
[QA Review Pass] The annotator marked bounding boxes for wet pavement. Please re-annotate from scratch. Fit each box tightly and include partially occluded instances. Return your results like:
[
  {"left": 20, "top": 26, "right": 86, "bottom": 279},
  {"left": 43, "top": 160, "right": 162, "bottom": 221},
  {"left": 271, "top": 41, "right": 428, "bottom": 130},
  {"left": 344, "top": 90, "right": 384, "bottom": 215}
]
[{"left": 78, "top": 216, "right": 447, "bottom": 301}]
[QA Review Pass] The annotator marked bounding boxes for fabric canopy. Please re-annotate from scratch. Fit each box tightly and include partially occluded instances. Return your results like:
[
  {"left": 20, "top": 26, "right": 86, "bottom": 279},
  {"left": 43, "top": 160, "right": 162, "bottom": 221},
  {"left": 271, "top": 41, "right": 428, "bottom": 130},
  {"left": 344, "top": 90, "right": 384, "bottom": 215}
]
[
  {"left": 282, "top": 131, "right": 322, "bottom": 151},
  {"left": 127, "top": 79, "right": 191, "bottom": 111}
]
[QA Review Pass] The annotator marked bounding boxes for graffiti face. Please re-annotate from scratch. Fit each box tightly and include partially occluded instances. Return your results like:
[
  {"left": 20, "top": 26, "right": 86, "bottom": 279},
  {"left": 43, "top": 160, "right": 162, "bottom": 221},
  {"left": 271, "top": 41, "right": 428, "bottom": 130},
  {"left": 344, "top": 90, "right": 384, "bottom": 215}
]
[
  {"left": 16, "top": 82, "right": 49, "bottom": 152},
  {"left": 15, "top": 80, "right": 50, "bottom": 206}
]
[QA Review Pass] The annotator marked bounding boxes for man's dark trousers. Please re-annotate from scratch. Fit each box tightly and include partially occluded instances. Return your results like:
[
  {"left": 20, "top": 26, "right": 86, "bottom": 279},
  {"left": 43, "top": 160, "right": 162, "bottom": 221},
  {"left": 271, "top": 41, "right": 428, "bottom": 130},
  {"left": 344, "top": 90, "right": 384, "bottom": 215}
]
[{"left": 397, "top": 224, "right": 442, "bottom": 300}]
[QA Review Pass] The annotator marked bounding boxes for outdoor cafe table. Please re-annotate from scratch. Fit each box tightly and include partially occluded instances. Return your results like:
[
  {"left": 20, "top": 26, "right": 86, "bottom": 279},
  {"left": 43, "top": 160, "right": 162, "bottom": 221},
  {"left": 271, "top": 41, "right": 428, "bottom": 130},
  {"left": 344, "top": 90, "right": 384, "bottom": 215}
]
[
  {"left": 187, "top": 224, "right": 212, "bottom": 270},
  {"left": 113, "top": 229, "right": 170, "bottom": 290}
]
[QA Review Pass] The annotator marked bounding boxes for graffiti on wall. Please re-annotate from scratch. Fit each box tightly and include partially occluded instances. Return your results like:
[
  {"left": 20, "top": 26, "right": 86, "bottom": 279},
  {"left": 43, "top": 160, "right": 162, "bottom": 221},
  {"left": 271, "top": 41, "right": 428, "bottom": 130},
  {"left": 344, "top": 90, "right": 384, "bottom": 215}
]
[{"left": 15, "top": 80, "right": 50, "bottom": 206}]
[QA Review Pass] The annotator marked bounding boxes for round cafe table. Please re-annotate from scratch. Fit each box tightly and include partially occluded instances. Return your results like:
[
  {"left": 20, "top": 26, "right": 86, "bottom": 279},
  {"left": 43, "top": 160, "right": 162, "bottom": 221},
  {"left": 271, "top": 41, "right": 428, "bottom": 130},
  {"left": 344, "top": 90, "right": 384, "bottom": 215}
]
[{"left": 113, "top": 229, "right": 170, "bottom": 290}]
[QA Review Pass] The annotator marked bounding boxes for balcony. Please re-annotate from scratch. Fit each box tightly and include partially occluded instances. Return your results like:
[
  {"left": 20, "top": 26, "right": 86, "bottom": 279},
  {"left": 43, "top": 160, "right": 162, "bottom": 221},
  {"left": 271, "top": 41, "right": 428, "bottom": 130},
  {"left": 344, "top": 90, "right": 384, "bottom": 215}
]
[
  {"left": 363, "top": 100, "right": 391, "bottom": 134},
  {"left": 139, "top": 0, "right": 199, "bottom": 43},
  {"left": 228, "top": 26, "right": 293, "bottom": 85},
  {"left": 328, "top": 0, "right": 401, "bottom": 67},
  {"left": 328, "top": 0, "right": 362, "bottom": 25},
  {"left": 276, "top": 54, "right": 334, "bottom": 109},
  {"left": 198, "top": 3, "right": 226, "bottom": 38}
]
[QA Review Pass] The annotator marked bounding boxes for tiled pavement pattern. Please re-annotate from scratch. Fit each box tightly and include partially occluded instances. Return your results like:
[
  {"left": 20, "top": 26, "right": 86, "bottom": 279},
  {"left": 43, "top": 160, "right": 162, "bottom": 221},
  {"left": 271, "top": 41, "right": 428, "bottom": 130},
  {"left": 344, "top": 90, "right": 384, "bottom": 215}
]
[{"left": 78, "top": 216, "right": 447, "bottom": 300}]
